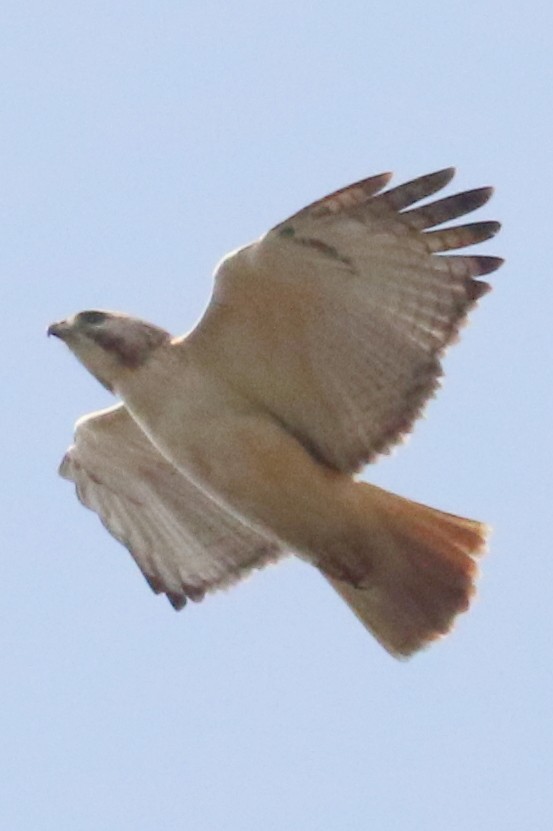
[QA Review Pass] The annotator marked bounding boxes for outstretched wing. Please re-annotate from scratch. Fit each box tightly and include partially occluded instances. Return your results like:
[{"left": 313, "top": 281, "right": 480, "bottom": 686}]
[
  {"left": 192, "top": 168, "right": 502, "bottom": 472},
  {"left": 60, "top": 405, "right": 284, "bottom": 609}
]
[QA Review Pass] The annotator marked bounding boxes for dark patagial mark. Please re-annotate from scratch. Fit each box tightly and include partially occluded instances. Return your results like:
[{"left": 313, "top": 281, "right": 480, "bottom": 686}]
[{"left": 279, "top": 225, "right": 355, "bottom": 271}]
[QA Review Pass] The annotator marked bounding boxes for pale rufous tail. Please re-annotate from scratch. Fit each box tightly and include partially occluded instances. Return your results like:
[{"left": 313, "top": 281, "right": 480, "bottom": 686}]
[{"left": 320, "top": 482, "right": 488, "bottom": 658}]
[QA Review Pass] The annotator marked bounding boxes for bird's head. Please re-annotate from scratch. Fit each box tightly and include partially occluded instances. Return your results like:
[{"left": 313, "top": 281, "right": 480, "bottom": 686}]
[{"left": 48, "top": 310, "right": 171, "bottom": 392}]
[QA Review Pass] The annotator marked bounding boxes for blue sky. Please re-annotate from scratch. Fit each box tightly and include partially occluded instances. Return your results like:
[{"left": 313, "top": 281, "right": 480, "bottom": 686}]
[{"left": 3, "top": 2, "right": 552, "bottom": 829}]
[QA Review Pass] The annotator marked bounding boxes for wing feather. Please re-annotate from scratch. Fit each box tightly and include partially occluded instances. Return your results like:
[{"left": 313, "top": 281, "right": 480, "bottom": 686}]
[
  {"left": 193, "top": 168, "right": 502, "bottom": 472},
  {"left": 404, "top": 186, "right": 494, "bottom": 228},
  {"left": 424, "top": 221, "right": 500, "bottom": 252},
  {"left": 370, "top": 167, "right": 456, "bottom": 211},
  {"left": 60, "top": 405, "right": 284, "bottom": 608},
  {"left": 280, "top": 171, "right": 393, "bottom": 222}
]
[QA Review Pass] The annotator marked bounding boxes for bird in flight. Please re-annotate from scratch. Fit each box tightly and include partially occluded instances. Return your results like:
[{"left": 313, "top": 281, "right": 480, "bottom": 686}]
[{"left": 49, "top": 168, "right": 502, "bottom": 658}]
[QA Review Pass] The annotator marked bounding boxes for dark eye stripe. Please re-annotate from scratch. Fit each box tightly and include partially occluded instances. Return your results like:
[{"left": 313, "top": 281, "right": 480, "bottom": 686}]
[{"left": 78, "top": 311, "right": 107, "bottom": 325}]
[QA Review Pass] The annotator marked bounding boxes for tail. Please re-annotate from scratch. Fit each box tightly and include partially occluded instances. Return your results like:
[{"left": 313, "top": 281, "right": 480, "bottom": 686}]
[{"left": 320, "top": 482, "right": 488, "bottom": 658}]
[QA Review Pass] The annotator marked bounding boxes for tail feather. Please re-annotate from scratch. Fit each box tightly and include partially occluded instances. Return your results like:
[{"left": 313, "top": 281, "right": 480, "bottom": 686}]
[{"left": 321, "top": 483, "right": 488, "bottom": 658}]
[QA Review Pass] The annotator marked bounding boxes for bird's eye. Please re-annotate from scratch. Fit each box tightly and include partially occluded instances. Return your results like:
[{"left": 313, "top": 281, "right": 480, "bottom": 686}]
[{"left": 78, "top": 311, "right": 107, "bottom": 325}]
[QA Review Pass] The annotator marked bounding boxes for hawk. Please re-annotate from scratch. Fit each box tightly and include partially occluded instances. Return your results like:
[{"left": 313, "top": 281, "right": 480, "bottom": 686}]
[{"left": 49, "top": 168, "right": 502, "bottom": 657}]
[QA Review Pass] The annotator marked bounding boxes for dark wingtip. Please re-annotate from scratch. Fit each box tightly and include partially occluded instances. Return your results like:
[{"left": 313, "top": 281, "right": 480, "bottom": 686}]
[
  {"left": 423, "top": 167, "right": 456, "bottom": 190},
  {"left": 484, "top": 220, "right": 501, "bottom": 237},
  {"left": 466, "top": 186, "right": 494, "bottom": 209},
  {"left": 472, "top": 255, "right": 505, "bottom": 276},
  {"left": 143, "top": 574, "right": 187, "bottom": 610},
  {"left": 167, "top": 591, "right": 187, "bottom": 611},
  {"left": 363, "top": 170, "right": 394, "bottom": 191},
  {"left": 467, "top": 280, "right": 492, "bottom": 301},
  {"left": 437, "top": 166, "right": 456, "bottom": 181}
]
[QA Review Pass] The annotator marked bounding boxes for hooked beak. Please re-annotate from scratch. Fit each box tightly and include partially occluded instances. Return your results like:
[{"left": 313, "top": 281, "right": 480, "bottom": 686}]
[{"left": 47, "top": 320, "right": 70, "bottom": 339}]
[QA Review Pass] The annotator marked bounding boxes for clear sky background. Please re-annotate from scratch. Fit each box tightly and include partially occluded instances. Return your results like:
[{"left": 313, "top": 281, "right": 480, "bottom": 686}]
[{"left": 2, "top": 2, "right": 552, "bottom": 829}]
